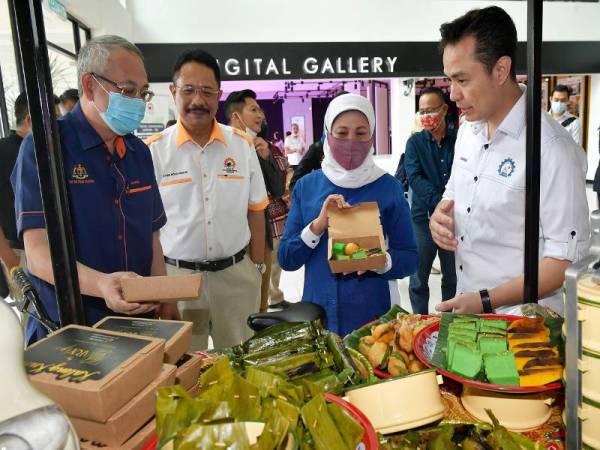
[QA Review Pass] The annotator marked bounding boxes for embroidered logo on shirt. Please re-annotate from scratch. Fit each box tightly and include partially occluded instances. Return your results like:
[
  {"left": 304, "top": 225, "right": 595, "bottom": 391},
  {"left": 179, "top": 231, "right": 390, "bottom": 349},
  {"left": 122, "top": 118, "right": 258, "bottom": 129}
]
[
  {"left": 69, "top": 164, "right": 95, "bottom": 184},
  {"left": 223, "top": 157, "right": 238, "bottom": 175},
  {"left": 497, "top": 158, "right": 516, "bottom": 178}
]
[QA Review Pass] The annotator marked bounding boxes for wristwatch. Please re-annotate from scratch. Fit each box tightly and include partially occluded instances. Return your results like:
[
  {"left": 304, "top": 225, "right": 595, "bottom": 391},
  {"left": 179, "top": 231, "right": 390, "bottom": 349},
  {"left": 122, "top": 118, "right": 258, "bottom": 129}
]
[
  {"left": 255, "top": 263, "right": 266, "bottom": 275},
  {"left": 479, "top": 289, "right": 494, "bottom": 313}
]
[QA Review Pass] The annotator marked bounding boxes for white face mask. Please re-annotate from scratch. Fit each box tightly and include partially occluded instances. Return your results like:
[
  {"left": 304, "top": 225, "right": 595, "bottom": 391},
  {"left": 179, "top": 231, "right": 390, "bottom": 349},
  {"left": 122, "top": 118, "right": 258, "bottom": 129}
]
[
  {"left": 551, "top": 101, "right": 567, "bottom": 115},
  {"left": 235, "top": 113, "right": 257, "bottom": 138}
]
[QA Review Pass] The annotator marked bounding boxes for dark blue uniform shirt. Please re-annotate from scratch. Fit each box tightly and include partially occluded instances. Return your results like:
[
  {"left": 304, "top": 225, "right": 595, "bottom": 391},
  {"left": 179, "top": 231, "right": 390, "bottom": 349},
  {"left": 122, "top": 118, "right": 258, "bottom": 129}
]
[
  {"left": 11, "top": 104, "right": 166, "bottom": 343},
  {"left": 404, "top": 127, "right": 456, "bottom": 223}
]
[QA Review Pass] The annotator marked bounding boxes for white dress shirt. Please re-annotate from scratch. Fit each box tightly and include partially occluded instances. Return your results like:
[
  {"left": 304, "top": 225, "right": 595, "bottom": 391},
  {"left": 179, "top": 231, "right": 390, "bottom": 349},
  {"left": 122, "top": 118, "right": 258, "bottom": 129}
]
[
  {"left": 550, "top": 110, "right": 582, "bottom": 146},
  {"left": 444, "top": 88, "right": 590, "bottom": 316},
  {"left": 284, "top": 134, "right": 305, "bottom": 165}
]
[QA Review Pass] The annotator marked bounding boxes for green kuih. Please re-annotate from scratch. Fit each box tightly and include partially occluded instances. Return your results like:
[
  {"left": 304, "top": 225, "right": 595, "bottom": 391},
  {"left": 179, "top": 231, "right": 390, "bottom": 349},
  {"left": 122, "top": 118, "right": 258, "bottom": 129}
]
[
  {"left": 483, "top": 352, "right": 520, "bottom": 386},
  {"left": 350, "top": 251, "right": 368, "bottom": 260},
  {"left": 478, "top": 336, "right": 507, "bottom": 355},
  {"left": 449, "top": 344, "right": 482, "bottom": 379},
  {"left": 332, "top": 242, "right": 346, "bottom": 255},
  {"left": 334, "top": 254, "right": 350, "bottom": 260}
]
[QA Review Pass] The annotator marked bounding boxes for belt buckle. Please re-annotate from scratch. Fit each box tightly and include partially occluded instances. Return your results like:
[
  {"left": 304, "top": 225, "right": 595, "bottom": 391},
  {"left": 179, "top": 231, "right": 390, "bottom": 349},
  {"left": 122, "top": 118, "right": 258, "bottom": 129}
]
[{"left": 199, "top": 260, "right": 210, "bottom": 272}]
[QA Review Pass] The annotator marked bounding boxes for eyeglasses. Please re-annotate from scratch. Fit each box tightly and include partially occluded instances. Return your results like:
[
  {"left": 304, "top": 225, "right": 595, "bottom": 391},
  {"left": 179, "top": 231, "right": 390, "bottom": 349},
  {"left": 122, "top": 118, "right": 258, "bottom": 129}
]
[
  {"left": 418, "top": 104, "right": 445, "bottom": 115},
  {"left": 175, "top": 84, "right": 221, "bottom": 99},
  {"left": 92, "top": 73, "right": 155, "bottom": 103}
]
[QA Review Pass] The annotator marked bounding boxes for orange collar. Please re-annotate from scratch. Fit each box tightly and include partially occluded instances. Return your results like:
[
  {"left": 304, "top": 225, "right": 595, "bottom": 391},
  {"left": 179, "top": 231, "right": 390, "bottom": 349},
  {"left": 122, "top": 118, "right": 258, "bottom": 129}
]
[
  {"left": 115, "top": 136, "right": 127, "bottom": 159},
  {"left": 176, "top": 119, "right": 226, "bottom": 149}
]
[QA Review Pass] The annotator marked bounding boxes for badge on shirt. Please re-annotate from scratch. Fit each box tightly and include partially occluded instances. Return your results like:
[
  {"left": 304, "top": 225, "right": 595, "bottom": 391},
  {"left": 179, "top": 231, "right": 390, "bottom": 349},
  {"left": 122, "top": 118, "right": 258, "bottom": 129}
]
[
  {"left": 69, "top": 163, "right": 95, "bottom": 184},
  {"left": 497, "top": 158, "right": 516, "bottom": 178},
  {"left": 223, "top": 157, "right": 238, "bottom": 175}
]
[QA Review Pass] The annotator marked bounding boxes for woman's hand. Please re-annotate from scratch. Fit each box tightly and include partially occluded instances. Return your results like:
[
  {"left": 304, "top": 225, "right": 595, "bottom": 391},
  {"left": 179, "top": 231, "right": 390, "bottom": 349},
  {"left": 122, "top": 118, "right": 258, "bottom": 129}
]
[{"left": 310, "top": 194, "right": 351, "bottom": 235}]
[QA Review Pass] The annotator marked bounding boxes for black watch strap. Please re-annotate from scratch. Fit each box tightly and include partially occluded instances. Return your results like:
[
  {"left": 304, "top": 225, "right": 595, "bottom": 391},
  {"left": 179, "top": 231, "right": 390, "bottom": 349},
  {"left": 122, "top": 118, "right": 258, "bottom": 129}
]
[{"left": 479, "top": 289, "right": 494, "bottom": 313}]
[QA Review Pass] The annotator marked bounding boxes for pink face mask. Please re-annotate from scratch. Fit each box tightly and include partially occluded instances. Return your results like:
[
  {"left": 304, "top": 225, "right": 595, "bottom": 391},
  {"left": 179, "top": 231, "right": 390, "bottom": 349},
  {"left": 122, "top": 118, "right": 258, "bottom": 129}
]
[{"left": 327, "top": 134, "right": 372, "bottom": 170}]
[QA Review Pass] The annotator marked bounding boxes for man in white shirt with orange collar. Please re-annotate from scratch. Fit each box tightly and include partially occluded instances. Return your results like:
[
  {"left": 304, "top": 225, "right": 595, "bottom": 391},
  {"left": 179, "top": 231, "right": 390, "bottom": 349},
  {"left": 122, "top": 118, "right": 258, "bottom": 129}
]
[
  {"left": 146, "top": 49, "right": 268, "bottom": 350},
  {"left": 549, "top": 84, "right": 582, "bottom": 146},
  {"left": 430, "top": 6, "right": 589, "bottom": 317}
]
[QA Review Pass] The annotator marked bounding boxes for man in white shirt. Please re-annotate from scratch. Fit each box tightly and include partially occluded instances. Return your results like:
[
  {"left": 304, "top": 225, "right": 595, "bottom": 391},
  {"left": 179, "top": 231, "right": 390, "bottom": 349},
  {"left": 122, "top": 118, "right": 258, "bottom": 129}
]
[
  {"left": 549, "top": 84, "right": 582, "bottom": 146},
  {"left": 146, "top": 49, "right": 268, "bottom": 350},
  {"left": 284, "top": 123, "right": 305, "bottom": 169},
  {"left": 430, "top": 6, "right": 589, "bottom": 316}
]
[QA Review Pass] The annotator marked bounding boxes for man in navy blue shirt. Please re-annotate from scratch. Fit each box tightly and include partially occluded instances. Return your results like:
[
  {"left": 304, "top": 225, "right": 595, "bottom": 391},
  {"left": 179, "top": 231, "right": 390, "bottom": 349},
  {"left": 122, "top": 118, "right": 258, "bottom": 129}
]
[
  {"left": 403, "top": 87, "right": 457, "bottom": 314},
  {"left": 12, "top": 35, "right": 178, "bottom": 344}
]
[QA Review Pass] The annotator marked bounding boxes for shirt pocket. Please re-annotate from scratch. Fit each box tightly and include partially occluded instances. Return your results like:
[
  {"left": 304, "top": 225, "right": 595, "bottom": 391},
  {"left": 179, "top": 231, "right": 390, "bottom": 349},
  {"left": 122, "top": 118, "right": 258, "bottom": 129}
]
[{"left": 480, "top": 155, "right": 525, "bottom": 191}]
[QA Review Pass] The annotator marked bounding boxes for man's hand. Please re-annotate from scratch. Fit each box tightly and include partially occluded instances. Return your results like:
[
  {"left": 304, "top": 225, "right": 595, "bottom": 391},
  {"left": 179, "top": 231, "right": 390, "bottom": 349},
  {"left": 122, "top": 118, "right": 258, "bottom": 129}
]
[
  {"left": 97, "top": 272, "right": 159, "bottom": 315},
  {"left": 430, "top": 199, "right": 458, "bottom": 251},
  {"left": 158, "top": 302, "right": 181, "bottom": 320},
  {"left": 435, "top": 292, "right": 483, "bottom": 314},
  {"left": 254, "top": 137, "right": 270, "bottom": 160}
]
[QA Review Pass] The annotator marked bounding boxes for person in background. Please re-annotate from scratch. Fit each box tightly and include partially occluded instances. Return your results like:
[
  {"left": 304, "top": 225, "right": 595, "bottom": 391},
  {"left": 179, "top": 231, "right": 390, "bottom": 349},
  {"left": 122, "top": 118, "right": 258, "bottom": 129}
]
[
  {"left": 59, "top": 88, "right": 79, "bottom": 114},
  {"left": 549, "top": 84, "right": 581, "bottom": 146},
  {"left": 272, "top": 131, "right": 284, "bottom": 153},
  {"left": 12, "top": 35, "right": 178, "bottom": 344},
  {"left": 225, "top": 89, "right": 287, "bottom": 312},
  {"left": 404, "top": 87, "right": 457, "bottom": 314},
  {"left": 289, "top": 136, "right": 324, "bottom": 193},
  {"left": 279, "top": 93, "right": 418, "bottom": 336},
  {"left": 52, "top": 94, "right": 62, "bottom": 118},
  {"left": 430, "top": 6, "right": 589, "bottom": 316},
  {"left": 0, "top": 93, "right": 30, "bottom": 299},
  {"left": 146, "top": 49, "right": 267, "bottom": 350},
  {"left": 284, "top": 123, "right": 305, "bottom": 170}
]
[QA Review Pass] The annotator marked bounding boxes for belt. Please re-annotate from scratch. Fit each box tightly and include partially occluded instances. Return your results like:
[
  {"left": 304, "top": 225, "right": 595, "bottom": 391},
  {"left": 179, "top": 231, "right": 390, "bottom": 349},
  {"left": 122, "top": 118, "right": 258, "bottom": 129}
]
[{"left": 165, "top": 249, "right": 246, "bottom": 272}]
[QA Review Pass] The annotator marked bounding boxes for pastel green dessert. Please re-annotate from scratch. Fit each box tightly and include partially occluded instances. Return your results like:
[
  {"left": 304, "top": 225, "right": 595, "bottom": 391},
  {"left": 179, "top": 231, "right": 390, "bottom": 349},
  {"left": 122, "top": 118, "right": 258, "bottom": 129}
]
[
  {"left": 450, "top": 321, "right": 478, "bottom": 331},
  {"left": 483, "top": 351, "right": 519, "bottom": 386},
  {"left": 448, "top": 338, "right": 477, "bottom": 366},
  {"left": 334, "top": 254, "right": 350, "bottom": 261},
  {"left": 479, "top": 336, "right": 508, "bottom": 355},
  {"left": 479, "top": 319, "right": 508, "bottom": 331},
  {"left": 449, "top": 328, "right": 478, "bottom": 342},
  {"left": 350, "top": 251, "right": 368, "bottom": 260},
  {"left": 449, "top": 344, "right": 482, "bottom": 379}
]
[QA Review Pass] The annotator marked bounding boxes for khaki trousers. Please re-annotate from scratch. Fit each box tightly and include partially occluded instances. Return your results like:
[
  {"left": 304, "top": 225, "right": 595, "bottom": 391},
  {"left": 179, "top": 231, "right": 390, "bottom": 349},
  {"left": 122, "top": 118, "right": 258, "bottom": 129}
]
[
  {"left": 260, "top": 247, "right": 273, "bottom": 312},
  {"left": 167, "top": 255, "right": 261, "bottom": 351},
  {"left": 269, "top": 239, "right": 285, "bottom": 304}
]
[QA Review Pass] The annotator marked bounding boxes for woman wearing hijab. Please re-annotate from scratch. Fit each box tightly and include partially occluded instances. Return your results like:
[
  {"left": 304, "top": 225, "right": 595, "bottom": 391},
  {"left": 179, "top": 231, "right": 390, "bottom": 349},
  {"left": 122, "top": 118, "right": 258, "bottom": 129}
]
[{"left": 278, "top": 94, "right": 418, "bottom": 336}]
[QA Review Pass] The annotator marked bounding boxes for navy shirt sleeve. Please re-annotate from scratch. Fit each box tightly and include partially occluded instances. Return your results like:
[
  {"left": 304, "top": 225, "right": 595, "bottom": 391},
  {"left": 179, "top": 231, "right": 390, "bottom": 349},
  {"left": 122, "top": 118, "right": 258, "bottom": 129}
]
[
  {"left": 278, "top": 177, "right": 315, "bottom": 271},
  {"left": 404, "top": 134, "right": 443, "bottom": 214},
  {"left": 150, "top": 173, "right": 167, "bottom": 231},
  {"left": 11, "top": 134, "right": 46, "bottom": 238}
]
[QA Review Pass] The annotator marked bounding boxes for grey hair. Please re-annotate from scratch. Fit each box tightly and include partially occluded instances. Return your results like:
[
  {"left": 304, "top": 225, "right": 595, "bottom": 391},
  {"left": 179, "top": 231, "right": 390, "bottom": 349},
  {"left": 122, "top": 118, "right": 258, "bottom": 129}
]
[{"left": 77, "top": 35, "right": 144, "bottom": 94}]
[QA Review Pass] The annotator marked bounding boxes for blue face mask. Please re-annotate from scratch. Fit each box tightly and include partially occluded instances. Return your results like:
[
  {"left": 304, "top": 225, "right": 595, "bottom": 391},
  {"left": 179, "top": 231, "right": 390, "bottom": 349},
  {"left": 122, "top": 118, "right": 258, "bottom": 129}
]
[
  {"left": 93, "top": 77, "right": 146, "bottom": 135},
  {"left": 551, "top": 101, "right": 567, "bottom": 115}
]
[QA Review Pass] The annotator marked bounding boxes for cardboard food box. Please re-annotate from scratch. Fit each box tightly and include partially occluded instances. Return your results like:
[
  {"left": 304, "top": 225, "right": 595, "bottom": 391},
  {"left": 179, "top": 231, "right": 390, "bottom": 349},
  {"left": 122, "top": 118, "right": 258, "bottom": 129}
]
[
  {"left": 175, "top": 353, "right": 203, "bottom": 390},
  {"left": 94, "top": 317, "right": 192, "bottom": 364},
  {"left": 24, "top": 325, "right": 164, "bottom": 422},
  {"left": 80, "top": 418, "right": 156, "bottom": 450},
  {"left": 120, "top": 274, "right": 202, "bottom": 303},
  {"left": 327, "top": 201, "right": 387, "bottom": 273},
  {"left": 72, "top": 364, "right": 176, "bottom": 447}
]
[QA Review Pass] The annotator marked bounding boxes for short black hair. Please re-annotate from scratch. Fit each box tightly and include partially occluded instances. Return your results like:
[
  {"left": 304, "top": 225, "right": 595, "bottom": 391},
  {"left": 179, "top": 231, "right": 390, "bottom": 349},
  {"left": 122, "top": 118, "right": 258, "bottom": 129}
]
[
  {"left": 419, "top": 87, "right": 447, "bottom": 105},
  {"left": 165, "top": 119, "right": 177, "bottom": 128},
  {"left": 553, "top": 84, "right": 571, "bottom": 97},
  {"left": 60, "top": 88, "right": 79, "bottom": 104},
  {"left": 53, "top": 94, "right": 60, "bottom": 105},
  {"left": 223, "top": 89, "right": 257, "bottom": 123},
  {"left": 14, "top": 93, "right": 29, "bottom": 126},
  {"left": 440, "top": 6, "right": 517, "bottom": 81},
  {"left": 172, "top": 49, "right": 221, "bottom": 87}
]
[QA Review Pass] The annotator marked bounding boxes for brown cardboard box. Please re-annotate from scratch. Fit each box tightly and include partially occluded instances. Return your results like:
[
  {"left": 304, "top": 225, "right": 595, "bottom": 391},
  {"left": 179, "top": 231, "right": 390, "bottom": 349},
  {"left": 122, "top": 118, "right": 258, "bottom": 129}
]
[
  {"left": 120, "top": 274, "right": 202, "bottom": 303},
  {"left": 175, "top": 353, "right": 203, "bottom": 390},
  {"left": 327, "top": 202, "right": 387, "bottom": 273},
  {"left": 94, "top": 317, "right": 192, "bottom": 364},
  {"left": 80, "top": 418, "right": 156, "bottom": 450},
  {"left": 24, "top": 325, "right": 164, "bottom": 422},
  {"left": 72, "top": 364, "right": 176, "bottom": 447}
]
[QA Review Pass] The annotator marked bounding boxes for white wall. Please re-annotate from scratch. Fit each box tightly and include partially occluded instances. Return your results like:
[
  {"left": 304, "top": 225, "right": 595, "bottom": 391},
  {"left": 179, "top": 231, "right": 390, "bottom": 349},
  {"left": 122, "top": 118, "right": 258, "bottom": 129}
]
[
  {"left": 62, "top": 0, "right": 133, "bottom": 39},
  {"left": 128, "top": 0, "right": 600, "bottom": 43},
  {"left": 587, "top": 75, "right": 600, "bottom": 181}
]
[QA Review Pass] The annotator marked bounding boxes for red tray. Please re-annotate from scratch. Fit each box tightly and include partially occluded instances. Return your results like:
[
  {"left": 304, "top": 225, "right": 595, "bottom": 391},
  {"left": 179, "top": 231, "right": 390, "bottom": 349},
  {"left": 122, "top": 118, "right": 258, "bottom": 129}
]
[
  {"left": 140, "top": 393, "right": 378, "bottom": 450},
  {"left": 412, "top": 314, "right": 562, "bottom": 393}
]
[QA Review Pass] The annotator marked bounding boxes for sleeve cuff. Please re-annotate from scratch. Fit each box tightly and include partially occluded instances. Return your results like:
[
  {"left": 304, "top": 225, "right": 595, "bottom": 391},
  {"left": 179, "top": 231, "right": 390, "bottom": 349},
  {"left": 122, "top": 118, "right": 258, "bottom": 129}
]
[
  {"left": 301, "top": 223, "right": 323, "bottom": 249},
  {"left": 372, "top": 252, "right": 392, "bottom": 274},
  {"left": 248, "top": 196, "right": 269, "bottom": 211},
  {"left": 152, "top": 210, "right": 167, "bottom": 231}
]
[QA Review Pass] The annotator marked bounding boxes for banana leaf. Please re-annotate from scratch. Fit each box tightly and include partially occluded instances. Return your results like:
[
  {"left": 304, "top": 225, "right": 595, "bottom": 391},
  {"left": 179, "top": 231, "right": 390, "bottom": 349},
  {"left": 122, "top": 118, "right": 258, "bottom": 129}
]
[
  {"left": 201, "top": 374, "right": 262, "bottom": 421},
  {"left": 325, "top": 333, "right": 358, "bottom": 383},
  {"left": 327, "top": 402, "right": 363, "bottom": 450},
  {"left": 257, "top": 409, "right": 290, "bottom": 450},
  {"left": 245, "top": 322, "right": 321, "bottom": 355},
  {"left": 297, "top": 377, "right": 325, "bottom": 400},
  {"left": 177, "top": 422, "right": 251, "bottom": 450},
  {"left": 156, "top": 385, "right": 209, "bottom": 449},
  {"left": 298, "top": 369, "right": 345, "bottom": 396},
  {"left": 261, "top": 398, "right": 302, "bottom": 433},
  {"left": 245, "top": 367, "right": 305, "bottom": 406},
  {"left": 300, "top": 394, "right": 349, "bottom": 450},
  {"left": 244, "top": 345, "right": 317, "bottom": 368},
  {"left": 201, "top": 356, "right": 235, "bottom": 388},
  {"left": 256, "top": 351, "right": 326, "bottom": 379},
  {"left": 243, "top": 342, "right": 316, "bottom": 364}
]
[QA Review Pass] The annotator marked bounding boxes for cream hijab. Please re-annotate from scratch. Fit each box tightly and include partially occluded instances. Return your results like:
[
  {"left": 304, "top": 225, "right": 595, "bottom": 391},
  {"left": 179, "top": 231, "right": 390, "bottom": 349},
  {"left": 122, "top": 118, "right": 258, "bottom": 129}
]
[{"left": 321, "top": 93, "right": 386, "bottom": 188}]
